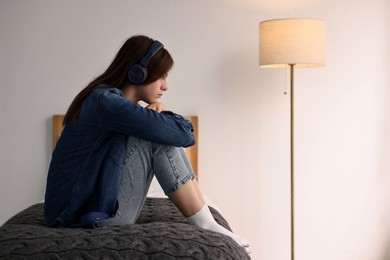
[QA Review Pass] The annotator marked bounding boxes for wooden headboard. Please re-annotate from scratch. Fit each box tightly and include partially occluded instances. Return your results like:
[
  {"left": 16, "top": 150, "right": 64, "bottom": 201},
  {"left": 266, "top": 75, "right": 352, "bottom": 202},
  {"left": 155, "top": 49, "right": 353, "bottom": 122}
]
[{"left": 52, "top": 115, "right": 198, "bottom": 176}]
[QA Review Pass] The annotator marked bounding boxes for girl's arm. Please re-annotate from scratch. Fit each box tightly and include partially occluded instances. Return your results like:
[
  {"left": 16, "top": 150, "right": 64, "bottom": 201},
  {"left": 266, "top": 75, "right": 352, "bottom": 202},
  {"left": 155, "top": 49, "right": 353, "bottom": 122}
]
[{"left": 96, "top": 89, "right": 195, "bottom": 148}]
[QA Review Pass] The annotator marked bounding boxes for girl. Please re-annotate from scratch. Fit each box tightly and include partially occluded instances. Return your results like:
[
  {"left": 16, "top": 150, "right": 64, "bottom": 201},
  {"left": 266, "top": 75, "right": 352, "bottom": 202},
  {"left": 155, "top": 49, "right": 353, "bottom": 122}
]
[{"left": 44, "top": 35, "right": 250, "bottom": 254}]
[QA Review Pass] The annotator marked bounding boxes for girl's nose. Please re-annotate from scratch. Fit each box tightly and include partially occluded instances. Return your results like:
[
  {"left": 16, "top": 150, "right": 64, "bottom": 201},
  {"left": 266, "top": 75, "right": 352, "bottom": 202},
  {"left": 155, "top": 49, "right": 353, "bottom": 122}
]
[{"left": 162, "top": 81, "right": 168, "bottom": 91}]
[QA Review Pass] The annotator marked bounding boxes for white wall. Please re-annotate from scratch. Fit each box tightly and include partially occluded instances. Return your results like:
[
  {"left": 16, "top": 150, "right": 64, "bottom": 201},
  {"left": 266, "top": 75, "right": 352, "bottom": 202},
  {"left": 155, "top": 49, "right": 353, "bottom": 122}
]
[{"left": 1, "top": 0, "right": 389, "bottom": 259}]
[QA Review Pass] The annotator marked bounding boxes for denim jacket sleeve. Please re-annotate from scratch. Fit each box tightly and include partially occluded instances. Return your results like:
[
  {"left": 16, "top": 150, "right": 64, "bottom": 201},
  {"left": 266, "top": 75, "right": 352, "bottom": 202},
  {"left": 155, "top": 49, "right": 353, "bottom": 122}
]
[{"left": 95, "top": 88, "right": 195, "bottom": 148}]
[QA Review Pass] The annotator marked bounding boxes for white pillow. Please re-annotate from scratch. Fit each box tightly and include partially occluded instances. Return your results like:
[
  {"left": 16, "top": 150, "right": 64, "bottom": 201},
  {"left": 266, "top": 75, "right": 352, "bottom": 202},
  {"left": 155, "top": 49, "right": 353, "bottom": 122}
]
[
  {"left": 147, "top": 176, "right": 167, "bottom": 198},
  {"left": 146, "top": 176, "right": 223, "bottom": 215}
]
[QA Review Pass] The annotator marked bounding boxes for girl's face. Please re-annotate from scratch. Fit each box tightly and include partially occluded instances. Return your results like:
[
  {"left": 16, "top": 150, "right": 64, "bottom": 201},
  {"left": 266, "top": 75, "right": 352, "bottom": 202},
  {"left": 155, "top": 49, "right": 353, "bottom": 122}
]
[{"left": 137, "top": 74, "right": 168, "bottom": 104}]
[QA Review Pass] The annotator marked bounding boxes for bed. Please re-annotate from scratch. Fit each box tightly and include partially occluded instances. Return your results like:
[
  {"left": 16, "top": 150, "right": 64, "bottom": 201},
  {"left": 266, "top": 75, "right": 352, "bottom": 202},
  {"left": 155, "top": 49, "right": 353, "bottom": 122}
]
[{"left": 0, "top": 115, "right": 250, "bottom": 259}]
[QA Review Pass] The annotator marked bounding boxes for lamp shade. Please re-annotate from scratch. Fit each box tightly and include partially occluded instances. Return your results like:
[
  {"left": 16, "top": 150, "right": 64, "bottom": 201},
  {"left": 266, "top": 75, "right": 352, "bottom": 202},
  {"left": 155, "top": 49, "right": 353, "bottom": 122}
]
[{"left": 259, "top": 18, "right": 326, "bottom": 68}]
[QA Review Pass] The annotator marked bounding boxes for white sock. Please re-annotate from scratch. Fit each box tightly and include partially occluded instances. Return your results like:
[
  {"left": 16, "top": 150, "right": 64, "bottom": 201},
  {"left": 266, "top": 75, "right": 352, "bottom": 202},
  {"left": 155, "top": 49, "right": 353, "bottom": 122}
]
[{"left": 186, "top": 205, "right": 251, "bottom": 254}]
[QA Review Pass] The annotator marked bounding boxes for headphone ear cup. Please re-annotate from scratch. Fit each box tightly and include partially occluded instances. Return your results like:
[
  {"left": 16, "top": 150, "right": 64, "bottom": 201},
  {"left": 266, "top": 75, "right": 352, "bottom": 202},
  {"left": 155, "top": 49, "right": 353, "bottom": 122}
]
[
  {"left": 128, "top": 64, "right": 148, "bottom": 84},
  {"left": 128, "top": 40, "right": 164, "bottom": 84}
]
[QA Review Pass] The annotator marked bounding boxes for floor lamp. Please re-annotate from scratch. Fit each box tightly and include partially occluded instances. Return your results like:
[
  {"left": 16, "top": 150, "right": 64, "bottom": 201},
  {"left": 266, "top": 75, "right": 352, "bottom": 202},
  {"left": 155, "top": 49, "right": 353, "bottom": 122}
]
[{"left": 259, "top": 18, "right": 326, "bottom": 260}]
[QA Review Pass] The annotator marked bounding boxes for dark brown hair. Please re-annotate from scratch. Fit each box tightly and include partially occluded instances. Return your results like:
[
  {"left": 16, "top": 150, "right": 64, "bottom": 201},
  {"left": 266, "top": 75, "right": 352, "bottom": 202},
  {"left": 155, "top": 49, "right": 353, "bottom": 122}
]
[{"left": 63, "top": 35, "right": 174, "bottom": 125}]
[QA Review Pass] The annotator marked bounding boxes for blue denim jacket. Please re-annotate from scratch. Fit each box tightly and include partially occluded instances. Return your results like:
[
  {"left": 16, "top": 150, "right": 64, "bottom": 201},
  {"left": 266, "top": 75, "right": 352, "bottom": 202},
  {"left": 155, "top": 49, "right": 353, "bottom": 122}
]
[{"left": 44, "top": 87, "right": 195, "bottom": 228}]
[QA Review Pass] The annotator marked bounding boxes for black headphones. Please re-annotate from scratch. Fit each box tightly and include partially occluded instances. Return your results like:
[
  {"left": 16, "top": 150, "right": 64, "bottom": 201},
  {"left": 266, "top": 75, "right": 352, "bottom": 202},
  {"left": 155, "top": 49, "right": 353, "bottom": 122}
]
[{"left": 127, "top": 40, "right": 164, "bottom": 84}]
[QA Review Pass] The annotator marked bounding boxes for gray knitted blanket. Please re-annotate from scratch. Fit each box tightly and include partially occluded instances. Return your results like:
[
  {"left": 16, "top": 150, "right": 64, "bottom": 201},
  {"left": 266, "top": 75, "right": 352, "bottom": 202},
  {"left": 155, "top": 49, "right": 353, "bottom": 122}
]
[{"left": 0, "top": 198, "right": 250, "bottom": 259}]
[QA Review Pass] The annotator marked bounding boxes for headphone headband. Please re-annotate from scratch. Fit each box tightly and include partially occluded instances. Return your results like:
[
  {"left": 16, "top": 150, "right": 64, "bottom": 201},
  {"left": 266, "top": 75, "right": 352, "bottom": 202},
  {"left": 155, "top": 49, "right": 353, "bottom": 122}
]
[
  {"left": 139, "top": 41, "right": 164, "bottom": 67},
  {"left": 128, "top": 40, "right": 164, "bottom": 84}
]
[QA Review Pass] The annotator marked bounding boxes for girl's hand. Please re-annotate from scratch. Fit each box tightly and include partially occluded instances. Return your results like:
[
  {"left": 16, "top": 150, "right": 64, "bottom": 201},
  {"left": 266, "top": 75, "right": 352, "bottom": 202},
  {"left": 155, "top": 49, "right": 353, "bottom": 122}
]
[{"left": 145, "top": 102, "right": 167, "bottom": 113}]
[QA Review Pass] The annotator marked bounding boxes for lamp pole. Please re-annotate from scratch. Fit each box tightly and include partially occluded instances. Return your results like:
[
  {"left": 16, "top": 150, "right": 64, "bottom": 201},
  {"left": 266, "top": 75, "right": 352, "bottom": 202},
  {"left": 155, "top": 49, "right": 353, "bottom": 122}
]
[{"left": 290, "top": 64, "right": 295, "bottom": 260}]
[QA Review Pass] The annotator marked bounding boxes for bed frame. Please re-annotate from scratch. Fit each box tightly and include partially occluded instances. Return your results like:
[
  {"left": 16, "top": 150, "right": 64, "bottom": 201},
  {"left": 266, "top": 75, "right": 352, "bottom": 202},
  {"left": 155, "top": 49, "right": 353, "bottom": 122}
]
[{"left": 52, "top": 114, "right": 199, "bottom": 176}]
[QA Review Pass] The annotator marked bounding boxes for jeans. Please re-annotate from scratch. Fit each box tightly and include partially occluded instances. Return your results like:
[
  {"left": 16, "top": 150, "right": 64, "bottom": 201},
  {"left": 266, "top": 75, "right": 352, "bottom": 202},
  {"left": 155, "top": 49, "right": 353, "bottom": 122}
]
[{"left": 97, "top": 135, "right": 196, "bottom": 226}]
